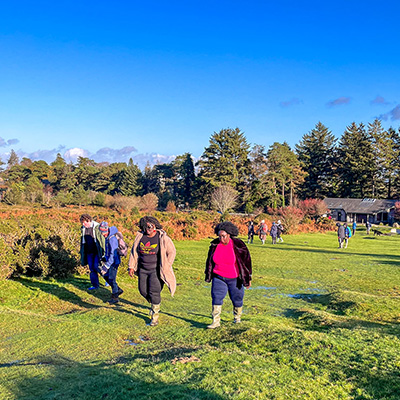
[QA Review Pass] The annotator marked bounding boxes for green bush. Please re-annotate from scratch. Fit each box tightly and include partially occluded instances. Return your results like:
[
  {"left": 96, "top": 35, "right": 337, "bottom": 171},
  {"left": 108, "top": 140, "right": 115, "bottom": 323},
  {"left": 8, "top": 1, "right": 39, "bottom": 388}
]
[{"left": 0, "top": 220, "right": 79, "bottom": 280}]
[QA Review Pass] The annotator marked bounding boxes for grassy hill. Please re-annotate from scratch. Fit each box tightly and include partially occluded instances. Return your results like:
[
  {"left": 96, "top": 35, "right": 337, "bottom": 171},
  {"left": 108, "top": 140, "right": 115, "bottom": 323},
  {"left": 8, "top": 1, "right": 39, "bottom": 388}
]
[{"left": 1, "top": 229, "right": 400, "bottom": 399}]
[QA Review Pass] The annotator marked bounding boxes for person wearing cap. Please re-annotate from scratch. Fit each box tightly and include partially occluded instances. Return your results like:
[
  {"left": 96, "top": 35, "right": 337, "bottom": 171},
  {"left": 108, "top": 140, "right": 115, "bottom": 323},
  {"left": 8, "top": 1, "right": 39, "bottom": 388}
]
[
  {"left": 80, "top": 214, "right": 106, "bottom": 290},
  {"left": 99, "top": 221, "right": 123, "bottom": 304},
  {"left": 128, "top": 216, "right": 176, "bottom": 326},
  {"left": 205, "top": 221, "right": 252, "bottom": 329},
  {"left": 276, "top": 220, "right": 284, "bottom": 243}
]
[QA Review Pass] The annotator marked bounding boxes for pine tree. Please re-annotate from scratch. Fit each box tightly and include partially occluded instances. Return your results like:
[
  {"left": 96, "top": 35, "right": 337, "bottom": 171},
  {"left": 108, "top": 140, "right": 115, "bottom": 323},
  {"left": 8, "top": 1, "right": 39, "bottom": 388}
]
[
  {"left": 267, "top": 142, "right": 303, "bottom": 208},
  {"left": 118, "top": 158, "right": 142, "bottom": 196},
  {"left": 368, "top": 119, "right": 395, "bottom": 198},
  {"left": 295, "top": 122, "right": 337, "bottom": 198},
  {"left": 7, "top": 149, "right": 19, "bottom": 168},
  {"left": 197, "top": 128, "right": 250, "bottom": 207},
  {"left": 336, "top": 122, "right": 375, "bottom": 198}
]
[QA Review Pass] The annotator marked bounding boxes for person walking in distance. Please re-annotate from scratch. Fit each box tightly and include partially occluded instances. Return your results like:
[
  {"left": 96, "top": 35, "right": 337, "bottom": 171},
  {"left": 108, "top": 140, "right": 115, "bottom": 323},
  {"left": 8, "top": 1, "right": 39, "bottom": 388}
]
[
  {"left": 205, "top": 221, "right": 252, "bottom": 329},
  {"left": 257, "top": 220, "right": 268, "bottom": 245},
  {"left": 128, "top": 216, "right": 176, "bottom": 326},
  {"left": 343, "top": 222, "right": 352, "bottom": 249},
  {"left": 366, "top": 220, "right": 372, "bottom": 235},
  {"left": 352, "top": 220, "right": 357, "bottom": 236},
  {"left": 247, "top": 221, "right": 255, "bottom": 244},
  {"left": 337, "top": 223, "right": 345, "bottom": 248},
  {"left": 276, "top": 220, "right": 284, "bottom": 243},
  {"left": 270, "top": 222, "right": 278, "bottom": 245}
]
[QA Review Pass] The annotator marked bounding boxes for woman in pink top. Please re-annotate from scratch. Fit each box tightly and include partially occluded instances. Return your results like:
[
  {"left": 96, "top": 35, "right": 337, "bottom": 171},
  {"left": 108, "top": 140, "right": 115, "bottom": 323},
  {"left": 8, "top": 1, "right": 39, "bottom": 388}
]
[{"left": 205, "top": 221, "right": 252, "bottom": 329}]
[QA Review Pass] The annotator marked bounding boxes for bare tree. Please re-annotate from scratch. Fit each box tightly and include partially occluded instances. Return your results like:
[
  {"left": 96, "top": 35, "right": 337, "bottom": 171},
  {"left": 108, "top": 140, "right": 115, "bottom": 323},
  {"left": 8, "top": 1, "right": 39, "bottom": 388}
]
[{"left": 211, "top": 185, "right": 238, "bottom": 214}]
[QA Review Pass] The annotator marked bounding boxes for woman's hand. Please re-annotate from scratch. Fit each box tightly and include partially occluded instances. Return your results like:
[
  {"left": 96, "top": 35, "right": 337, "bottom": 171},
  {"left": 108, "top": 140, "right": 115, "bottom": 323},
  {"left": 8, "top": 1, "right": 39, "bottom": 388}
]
[{"left": 128, "top": 268, "right": 135, "bottom": 278}]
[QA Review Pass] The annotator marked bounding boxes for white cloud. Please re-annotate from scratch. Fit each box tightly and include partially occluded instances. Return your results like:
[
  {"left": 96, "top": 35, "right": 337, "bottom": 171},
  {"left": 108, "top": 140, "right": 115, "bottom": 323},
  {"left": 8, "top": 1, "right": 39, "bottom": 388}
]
[{"left": 64, "top": 147, "right": 89, "bottom": 163}]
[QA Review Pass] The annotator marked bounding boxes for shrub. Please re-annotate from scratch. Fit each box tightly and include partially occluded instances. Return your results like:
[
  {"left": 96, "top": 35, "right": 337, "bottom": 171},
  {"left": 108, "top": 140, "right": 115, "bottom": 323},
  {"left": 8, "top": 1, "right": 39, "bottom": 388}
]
[
  {"left": 140, "top": 193, "right": 158, "bottom": 212},
  {"left": 0, "top": 220, "right": 80, "bottom": 280},
  {"left": 280, "top": 206, "right": 305, "bottom": 234},
  {"left": 92, "top": 192, "right": 106, "bottom": 207},
  {"left": 166, "top": 201, "right": 177, "bottom": 212},
  {"left": 299, "top": 198, "right": 328, "bottom": 219},
  {"left": 106, "top": 195, "right": 139, "bottom": 211}
]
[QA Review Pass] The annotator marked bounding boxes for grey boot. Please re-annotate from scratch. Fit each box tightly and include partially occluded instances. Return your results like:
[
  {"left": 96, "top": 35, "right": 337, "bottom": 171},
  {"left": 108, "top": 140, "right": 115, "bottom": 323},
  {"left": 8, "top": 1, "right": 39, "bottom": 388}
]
[
  {"left": 207, "top": 305, "right": 222, "bottom": 329},
  {"left": 233, "top": 306, "right": 243, "bottom": 323},
  {"left": 149, "top": 303, "right": 161, "bottom": 326}
]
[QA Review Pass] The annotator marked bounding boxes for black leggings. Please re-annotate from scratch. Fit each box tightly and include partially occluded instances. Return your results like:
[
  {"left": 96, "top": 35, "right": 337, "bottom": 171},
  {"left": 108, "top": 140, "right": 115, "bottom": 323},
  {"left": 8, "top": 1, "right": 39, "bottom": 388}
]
[{"left": 138, "top": 268, "right": 164, "bottom": 304}]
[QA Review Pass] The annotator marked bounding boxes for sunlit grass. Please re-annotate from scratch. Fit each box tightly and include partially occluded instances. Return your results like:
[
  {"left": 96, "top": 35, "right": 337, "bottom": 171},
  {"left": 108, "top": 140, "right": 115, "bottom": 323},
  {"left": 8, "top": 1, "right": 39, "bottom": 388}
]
[{"left": 1, "top": 230, "right": 400, "bottom": 399}]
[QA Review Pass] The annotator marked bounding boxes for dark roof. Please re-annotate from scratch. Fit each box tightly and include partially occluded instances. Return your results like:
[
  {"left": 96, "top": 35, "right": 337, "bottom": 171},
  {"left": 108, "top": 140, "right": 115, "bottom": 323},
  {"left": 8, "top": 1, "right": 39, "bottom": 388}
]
[{"left": 324, "top": 197, "right": 397, "bottom": 214}]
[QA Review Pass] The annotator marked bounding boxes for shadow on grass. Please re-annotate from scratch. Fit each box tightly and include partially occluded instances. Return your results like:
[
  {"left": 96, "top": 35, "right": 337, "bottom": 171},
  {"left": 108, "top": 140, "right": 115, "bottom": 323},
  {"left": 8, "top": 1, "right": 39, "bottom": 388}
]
[
  {"left": 1, "top": 355, "right": 225, "bottom": 400},
  {"left": 15, "top": 276, "right": 101, "bottom": 310},
  {"left": 14, "top": 276, "right": 205, "bottom": 327}
]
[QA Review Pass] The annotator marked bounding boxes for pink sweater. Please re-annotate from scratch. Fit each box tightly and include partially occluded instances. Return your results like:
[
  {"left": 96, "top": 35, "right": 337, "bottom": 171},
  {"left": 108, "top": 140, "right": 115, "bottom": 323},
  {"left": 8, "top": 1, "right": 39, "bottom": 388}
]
[{"left": 212, "top": 239, "right": 239, "bottom": 279}]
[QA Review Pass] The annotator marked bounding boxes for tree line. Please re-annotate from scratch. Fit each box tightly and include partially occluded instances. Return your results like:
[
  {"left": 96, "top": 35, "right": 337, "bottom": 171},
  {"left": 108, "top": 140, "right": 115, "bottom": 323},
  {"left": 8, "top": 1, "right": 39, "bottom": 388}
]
[{"left": 2, "top": 119, "right": 400, "bottom": 211}]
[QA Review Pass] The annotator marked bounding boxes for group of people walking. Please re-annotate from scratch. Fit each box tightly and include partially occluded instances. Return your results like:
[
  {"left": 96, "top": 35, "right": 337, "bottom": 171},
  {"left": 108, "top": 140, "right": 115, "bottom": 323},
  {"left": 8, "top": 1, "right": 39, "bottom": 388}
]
[
  {"left": 80, "top": 214, "right": 252, "bottom": 328},
  {"left": 247, "top": 220, "right": 284, "bottom": 245}
]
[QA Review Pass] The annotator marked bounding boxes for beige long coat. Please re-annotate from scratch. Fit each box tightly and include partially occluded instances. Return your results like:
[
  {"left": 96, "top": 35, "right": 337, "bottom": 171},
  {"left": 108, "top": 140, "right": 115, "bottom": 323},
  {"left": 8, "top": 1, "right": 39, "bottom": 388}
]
[{"left": 128, "top": 230, "right": 177, "bottom": 296}]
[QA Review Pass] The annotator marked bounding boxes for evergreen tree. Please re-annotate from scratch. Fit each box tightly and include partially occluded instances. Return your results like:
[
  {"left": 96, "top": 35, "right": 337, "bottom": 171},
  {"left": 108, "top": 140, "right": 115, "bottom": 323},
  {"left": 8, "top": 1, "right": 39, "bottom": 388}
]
[
  {"left": 118, "top": 158, "right": 142, "bottom": 196},
  {"left": 246, "top": 144, "right": 270, "bottom": 209},
  {"left": 172, "top": 153, "right": 197, "bottom": 207},
  {"left": 295, "top": 122, "right": 337, "bottom": 198},
  {"left": 197, "top": 128, "right": 250, "bottom": 208},
  {"left": 7, "top": 149, "right": 19, "bottom": 168},
  {"left": 336, "top": 122, "right": 375, "bottom": 198},
  {"left": 267, "top": 142, "right": 303, "bottom": 208},
  {"left": 368, "top": 119, "right": 395, "bottom": 198},
  {"left": 389, "top": 127, "right": 400, "bottom": 199}
]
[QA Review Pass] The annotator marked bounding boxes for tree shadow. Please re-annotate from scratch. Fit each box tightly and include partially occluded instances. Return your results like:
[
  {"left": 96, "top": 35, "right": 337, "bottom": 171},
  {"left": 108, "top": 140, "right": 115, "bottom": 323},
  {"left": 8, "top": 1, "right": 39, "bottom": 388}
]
[
  {"left": 15, "top": 276, "right": 101, "bottom": 310},
  {"left": 1, "top": 354, "right": 226, "bottom": 400},
  {"left": 14, "top": 276, "right": 206, "bottom": 327}
]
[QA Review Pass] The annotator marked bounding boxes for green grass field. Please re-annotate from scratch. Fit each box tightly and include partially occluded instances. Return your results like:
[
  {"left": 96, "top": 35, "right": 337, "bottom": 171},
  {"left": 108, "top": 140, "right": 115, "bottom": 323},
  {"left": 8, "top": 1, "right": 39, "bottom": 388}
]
[{"left": 1, "top": 229, "right": 400, "bottom": 399}]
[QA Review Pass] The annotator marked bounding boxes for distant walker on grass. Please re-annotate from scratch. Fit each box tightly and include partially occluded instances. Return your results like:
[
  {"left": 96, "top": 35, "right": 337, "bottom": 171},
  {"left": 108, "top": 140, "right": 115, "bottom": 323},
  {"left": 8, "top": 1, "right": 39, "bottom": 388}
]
[
  {"left": 99, "top": 221, "right": 124, "bottom": 305},
  {"left": 337, "top": 222, "right": 345, "bottom": 248},
  {"left": 205, "top": 221, "right": 252, "bottom": 329},
  {"left": 247, "top": 221, "right": 255, "bottom": 244},
  {"left": 80, "top": 214, "right": 106, "bottom": 291},
  {"left": 270, "top": 222, "right": 278, "bottom": 245},
  {"left": 257, "top": 220, "right": 268, "bottom": 245},
  {"left": 352, "top": 220, "right": 357, "bottom": 236},
  {"left": 128, "top": 216, "right": 176, "bottom": 326},
  {"left": 276, "top": 220, "right": 284, "bottom": 243},
  {"left": 366, "top": 220, "right": 372, "bottom": 235},
  {"left": 344, "top": 222, "right": 352, "bottom": 248}
]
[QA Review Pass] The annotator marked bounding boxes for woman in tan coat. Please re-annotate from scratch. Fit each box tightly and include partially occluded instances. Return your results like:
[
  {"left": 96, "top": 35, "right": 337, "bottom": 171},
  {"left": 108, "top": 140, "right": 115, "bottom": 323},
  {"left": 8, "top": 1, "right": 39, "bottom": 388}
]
[{"left": 128, "top": 216, "right": 176, "bottom": 326}]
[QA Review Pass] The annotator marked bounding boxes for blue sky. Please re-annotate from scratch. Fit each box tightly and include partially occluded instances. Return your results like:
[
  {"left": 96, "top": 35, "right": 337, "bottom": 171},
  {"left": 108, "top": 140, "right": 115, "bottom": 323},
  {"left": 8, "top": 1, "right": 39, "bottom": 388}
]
[{"left": 1, "top": 1, "right": 400, "bottom": 169}]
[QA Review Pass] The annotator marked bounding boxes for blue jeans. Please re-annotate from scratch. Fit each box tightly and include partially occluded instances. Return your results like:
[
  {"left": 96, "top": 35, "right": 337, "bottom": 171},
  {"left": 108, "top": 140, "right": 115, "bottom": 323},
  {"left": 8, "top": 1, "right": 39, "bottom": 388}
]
[
  {"left": 104, "top": 264, "right": 120, "bottom": 295},
  {"left": 211, "top": 275, "right": 244, "bottom": 307},
  {"left": 87, "top": 253, "right": 100, "bottom": 288}
]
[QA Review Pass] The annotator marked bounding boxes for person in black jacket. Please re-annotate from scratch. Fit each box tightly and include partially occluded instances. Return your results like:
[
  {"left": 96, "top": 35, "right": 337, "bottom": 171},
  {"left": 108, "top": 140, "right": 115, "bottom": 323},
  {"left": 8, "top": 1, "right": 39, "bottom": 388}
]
[
  {"left": 205, "top": 221, "right": 252, "bottom": 329},
  {"left": 247, "top": 221, "right": 255, "bottom": 244}
]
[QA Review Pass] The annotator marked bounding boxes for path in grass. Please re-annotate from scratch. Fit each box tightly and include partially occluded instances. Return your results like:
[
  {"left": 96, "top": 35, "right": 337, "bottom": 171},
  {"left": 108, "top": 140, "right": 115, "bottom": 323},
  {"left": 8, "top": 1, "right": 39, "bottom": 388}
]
[{"left": 1, "top": 230, "right": 400, "bottom": 399}]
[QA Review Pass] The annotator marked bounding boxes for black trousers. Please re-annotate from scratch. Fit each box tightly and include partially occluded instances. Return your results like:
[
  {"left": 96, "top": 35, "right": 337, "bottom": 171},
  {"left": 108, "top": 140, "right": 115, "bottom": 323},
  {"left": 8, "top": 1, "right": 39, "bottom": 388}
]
[{"left": 138, "top": 267, "right": 164, "bottom": 304}]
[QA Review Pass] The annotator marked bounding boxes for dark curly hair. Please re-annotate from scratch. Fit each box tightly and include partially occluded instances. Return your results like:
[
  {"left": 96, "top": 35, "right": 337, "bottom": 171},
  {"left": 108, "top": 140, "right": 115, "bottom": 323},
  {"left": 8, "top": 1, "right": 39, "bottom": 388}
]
[
  {"left": 139, "top": 216, "right": 163, "bottom": 232},
  {"left": 80, "top": 214, "right": 92, "bottom": 223},
  {"left": 214, "top": 221, "right": 239, "bottom": 237}
]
